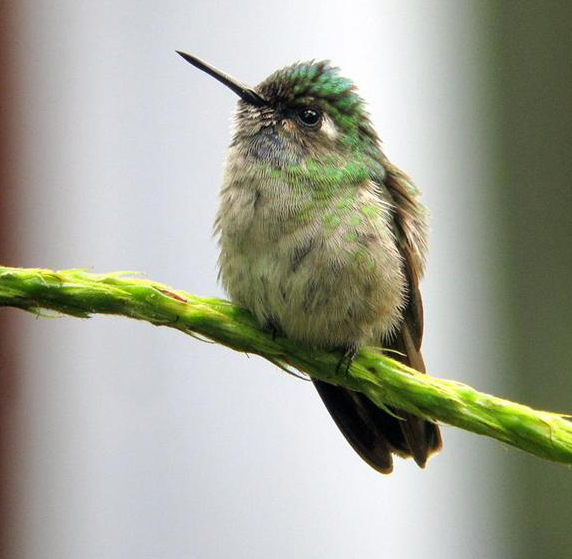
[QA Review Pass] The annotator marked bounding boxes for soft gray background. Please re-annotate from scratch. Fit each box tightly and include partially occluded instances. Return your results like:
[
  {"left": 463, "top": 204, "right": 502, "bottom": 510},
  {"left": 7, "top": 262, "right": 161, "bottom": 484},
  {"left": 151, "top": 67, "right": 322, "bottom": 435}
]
[{"left": 4, "top": 1, "right": 572, "bottom": 558}]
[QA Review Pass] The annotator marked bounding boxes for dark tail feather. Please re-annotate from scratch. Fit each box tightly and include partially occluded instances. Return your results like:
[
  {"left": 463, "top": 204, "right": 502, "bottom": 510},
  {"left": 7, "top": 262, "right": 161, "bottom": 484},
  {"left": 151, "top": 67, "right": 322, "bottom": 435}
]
[
  {"left": 314, "top": 324, "right": 441, "bottom": 473},
  {"left": 313, "top": 380, "right": 393, "bottom": 473}
]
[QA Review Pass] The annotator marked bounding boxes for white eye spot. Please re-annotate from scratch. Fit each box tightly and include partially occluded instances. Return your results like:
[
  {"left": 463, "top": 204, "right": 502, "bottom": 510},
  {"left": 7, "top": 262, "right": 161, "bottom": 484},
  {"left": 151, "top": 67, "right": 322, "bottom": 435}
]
[{"left": 321, "top": 114, "right": 339, "bottom": 141}]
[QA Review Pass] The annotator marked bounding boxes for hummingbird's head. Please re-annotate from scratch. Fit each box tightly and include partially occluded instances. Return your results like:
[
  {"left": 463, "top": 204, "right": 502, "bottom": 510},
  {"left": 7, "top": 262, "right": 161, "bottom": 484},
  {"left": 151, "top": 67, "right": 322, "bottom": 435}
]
[{"left": 177, "top": 52, "right": 381, "bottom": 167}]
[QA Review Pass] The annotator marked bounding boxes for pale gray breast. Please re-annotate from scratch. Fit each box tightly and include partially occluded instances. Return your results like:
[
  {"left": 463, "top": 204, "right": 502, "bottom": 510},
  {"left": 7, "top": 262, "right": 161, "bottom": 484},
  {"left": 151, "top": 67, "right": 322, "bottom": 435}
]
[{"left": 217, "top": 168, "right": 408, "bottom": 349}]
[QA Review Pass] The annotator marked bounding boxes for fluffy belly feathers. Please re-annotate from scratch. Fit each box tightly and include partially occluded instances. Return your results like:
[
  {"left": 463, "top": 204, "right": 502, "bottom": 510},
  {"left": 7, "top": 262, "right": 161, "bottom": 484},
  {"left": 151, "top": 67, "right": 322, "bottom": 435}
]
[{"left": 217, "top": 179, "right": 407, "bottom": 349}]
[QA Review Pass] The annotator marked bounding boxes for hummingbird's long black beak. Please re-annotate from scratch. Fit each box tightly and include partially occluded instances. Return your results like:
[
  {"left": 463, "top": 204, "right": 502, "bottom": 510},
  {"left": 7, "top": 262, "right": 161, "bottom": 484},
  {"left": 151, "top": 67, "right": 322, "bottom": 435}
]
[{"left": 176, "top": 51, "right": 267, "bottom": 107}]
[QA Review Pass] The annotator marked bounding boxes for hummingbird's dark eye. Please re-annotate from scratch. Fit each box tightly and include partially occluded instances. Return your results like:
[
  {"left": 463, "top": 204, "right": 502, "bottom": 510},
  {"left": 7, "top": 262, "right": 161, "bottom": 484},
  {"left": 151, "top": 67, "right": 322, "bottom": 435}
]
[{"left": 296, "top": 108, "right": 322, "bottom": 129}]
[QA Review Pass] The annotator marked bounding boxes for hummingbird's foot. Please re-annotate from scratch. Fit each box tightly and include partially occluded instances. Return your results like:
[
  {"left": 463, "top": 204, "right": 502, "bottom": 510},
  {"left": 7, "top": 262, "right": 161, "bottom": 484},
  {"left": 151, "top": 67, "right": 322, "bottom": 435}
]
[
  {"left": 262, "top": 318, "right": 282, "bottom": 341},
  {"left": 335, "top": 345, "right": 358, "bottom": 375}
]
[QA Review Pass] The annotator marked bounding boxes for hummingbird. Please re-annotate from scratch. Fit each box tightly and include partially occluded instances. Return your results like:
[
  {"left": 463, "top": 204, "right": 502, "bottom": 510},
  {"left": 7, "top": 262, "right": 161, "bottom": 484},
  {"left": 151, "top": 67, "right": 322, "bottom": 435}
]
[{"left": 177, "top": 51, "right": 442, "bottom": 473}]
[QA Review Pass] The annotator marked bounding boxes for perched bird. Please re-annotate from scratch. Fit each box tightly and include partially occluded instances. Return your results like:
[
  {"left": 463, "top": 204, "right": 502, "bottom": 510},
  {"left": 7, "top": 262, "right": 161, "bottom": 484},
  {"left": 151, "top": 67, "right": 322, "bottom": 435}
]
[{"left": 177, "top": 51, "right": 441, "bottom": 473}]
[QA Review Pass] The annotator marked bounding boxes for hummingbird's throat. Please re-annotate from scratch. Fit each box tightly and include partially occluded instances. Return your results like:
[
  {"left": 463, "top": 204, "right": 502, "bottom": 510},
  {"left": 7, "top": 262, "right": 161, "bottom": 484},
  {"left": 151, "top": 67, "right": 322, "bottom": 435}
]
[{"left": 246, "top": 126, "right": 302, "bottom": 167}]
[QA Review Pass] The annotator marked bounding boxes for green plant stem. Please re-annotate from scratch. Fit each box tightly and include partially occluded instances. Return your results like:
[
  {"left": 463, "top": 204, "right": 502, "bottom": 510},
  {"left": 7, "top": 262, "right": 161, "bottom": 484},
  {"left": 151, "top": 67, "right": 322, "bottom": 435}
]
[{"left": 1, "top": 265, "right": 571, "bottom": 465}]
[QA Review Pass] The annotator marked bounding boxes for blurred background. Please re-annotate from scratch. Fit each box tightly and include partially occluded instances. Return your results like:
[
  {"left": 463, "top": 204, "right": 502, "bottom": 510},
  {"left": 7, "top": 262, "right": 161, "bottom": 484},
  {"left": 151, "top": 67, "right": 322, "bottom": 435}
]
[{"left": 1, "top": 1, "right": 571, "bottom": 558}]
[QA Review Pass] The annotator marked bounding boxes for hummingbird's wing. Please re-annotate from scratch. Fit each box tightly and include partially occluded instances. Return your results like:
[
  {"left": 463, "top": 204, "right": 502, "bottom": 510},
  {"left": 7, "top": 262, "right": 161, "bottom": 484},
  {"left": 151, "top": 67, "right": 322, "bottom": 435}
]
[
  {"left": 314, "top": 164, "right": 441, "bottom": 473},
  {"left": 378, "top": 162, "right": 442, "bottom": 465}
]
